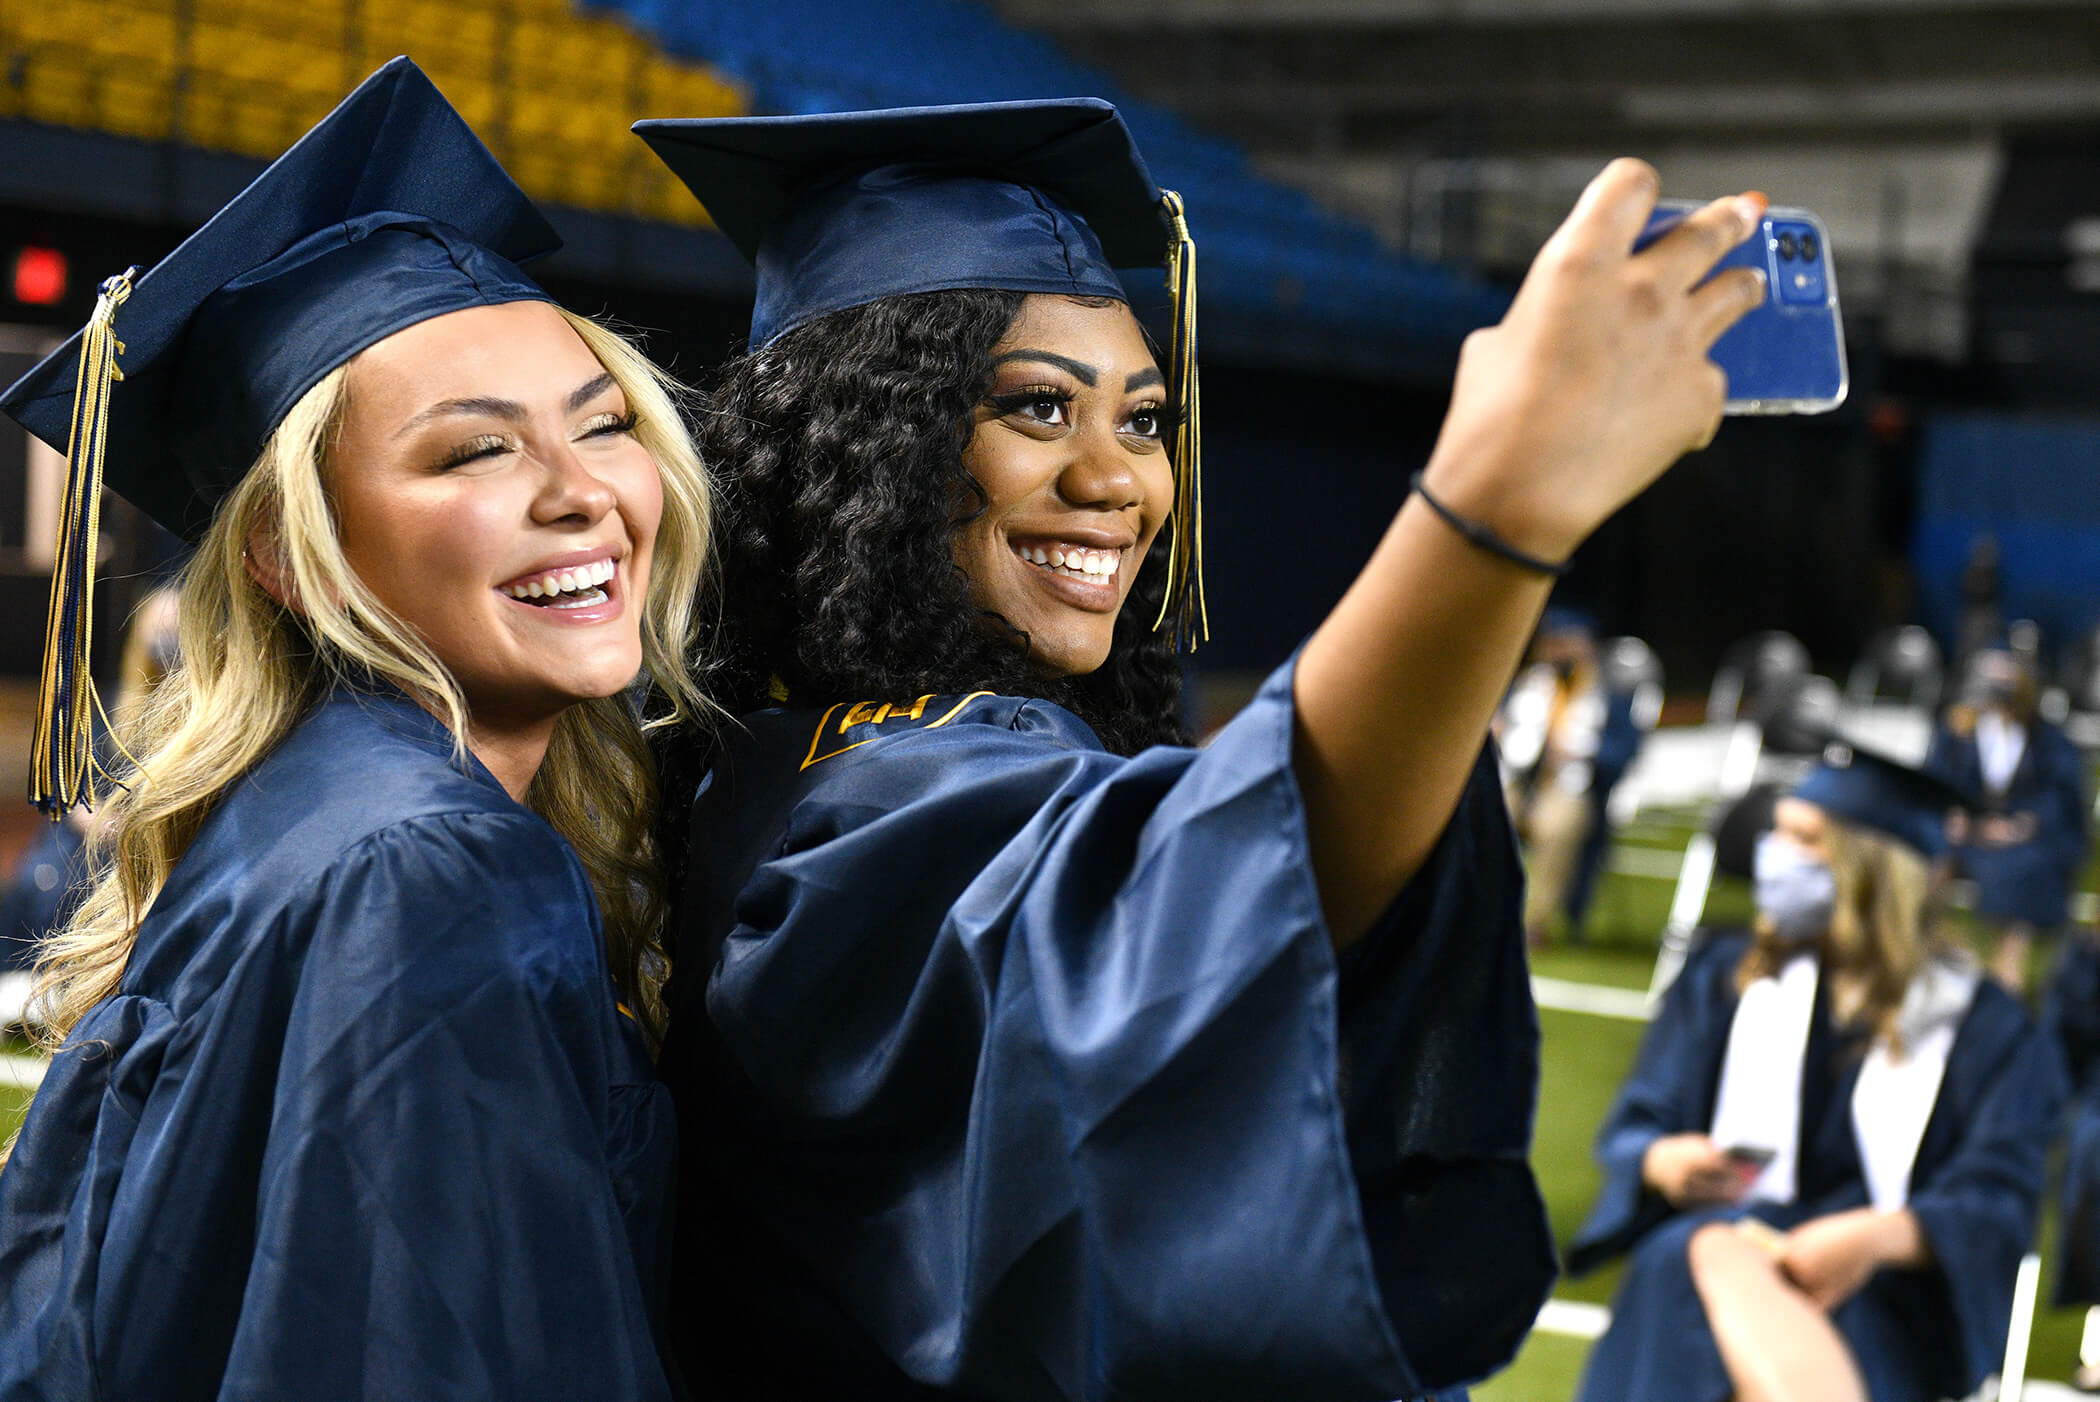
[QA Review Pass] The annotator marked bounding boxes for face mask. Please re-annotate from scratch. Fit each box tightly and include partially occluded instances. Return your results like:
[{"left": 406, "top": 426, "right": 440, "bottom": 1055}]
[{"left": 1754, "top": 832, "right": 1836, "bottom": 940}]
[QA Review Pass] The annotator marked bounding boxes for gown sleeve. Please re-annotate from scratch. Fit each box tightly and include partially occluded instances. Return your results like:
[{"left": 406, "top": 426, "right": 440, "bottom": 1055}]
[
  {"left": 207, "top": 813, "right": 673, "bottom": 1401},
  {"left": 1905, "top": 990, "right": 2065, "bottom": 1387},
  {"left": 1564, "top": 931, "right": 1743, "bottom": 1273},
  {"left": 698, "top": 656, "right": 1552, "bottom": 1402}
]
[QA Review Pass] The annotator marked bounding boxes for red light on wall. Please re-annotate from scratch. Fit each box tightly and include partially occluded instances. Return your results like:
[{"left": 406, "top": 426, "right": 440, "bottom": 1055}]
[{"left": 13, "top": 247, "right": 68, "bottom": 306}]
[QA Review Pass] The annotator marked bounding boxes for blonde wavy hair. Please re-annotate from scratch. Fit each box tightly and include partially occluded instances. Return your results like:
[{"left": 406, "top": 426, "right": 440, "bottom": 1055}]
[
  {"left": 1739, "top": 813, "right": 1960, "bottom": 1053},
  {"left": 11, "top": 309, "right": 710, "bottom": 1147}
]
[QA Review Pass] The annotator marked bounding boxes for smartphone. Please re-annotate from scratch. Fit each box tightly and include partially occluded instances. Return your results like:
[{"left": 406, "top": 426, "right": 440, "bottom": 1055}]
[
  {"left": 1635, "top": 200, "right": 1848, "bottom": 415},
  {"left": 1722, "top": 1143, "right": 1777, "bottom": 1169}
]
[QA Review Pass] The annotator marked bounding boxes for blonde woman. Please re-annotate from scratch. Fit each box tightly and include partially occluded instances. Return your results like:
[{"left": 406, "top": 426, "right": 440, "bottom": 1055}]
[
  {"left": 1569, "top": 751, "right": 2063, "bottom": 1402},
  {"left": 0, "top": 61, "right": 706, "bottom": 1400}
]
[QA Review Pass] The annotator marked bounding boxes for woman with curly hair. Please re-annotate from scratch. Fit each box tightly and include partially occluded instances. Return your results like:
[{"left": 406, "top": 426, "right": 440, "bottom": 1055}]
[
  {"left": 0, "top": 62, "right": 708, "bottom": 1399},
  {"left": 1568, "top": 754, "right": 2062, "bottom": 1402},
  {"left": 637, "top": 99, "right": 1767, "bottom": 1400}
]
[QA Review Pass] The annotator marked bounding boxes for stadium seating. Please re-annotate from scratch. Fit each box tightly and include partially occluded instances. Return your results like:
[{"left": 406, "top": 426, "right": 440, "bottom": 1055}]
[
  {"left": 1706, "top": 630, "right": 1812, "bottom": 726},
  {"left": 0, "top": 0, "right": 745, "bottom": 226},
  {"left": 1846, "top": 623, "right": 1945, "bottom": 711},
  {"left": 580, "top": 0, "right": 1515, "bottom": 372}
]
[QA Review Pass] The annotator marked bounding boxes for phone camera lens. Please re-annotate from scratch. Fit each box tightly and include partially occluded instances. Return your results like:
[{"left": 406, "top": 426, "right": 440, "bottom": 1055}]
[
  {"left": 1775, "top": 231, "right": 1799, "bottom": 260},
  {"left": 1797, "top": 232, "right": 1819, "bottom": 261}
]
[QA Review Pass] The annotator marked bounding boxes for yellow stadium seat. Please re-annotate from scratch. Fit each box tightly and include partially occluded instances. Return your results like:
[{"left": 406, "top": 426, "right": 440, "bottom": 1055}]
[
  {"left": 82, "top": 10, "right": 178, "bottom": 65},
  {"left": 0, "top": 0, "right": 747, "bottom": 219},
  {"left": 97, "top": 71, "right": 177, "bottom": 142},
  {"left": 4, "top": 0, "right": 76, "bottom": 46},
  {"left": 20, "top": 57, "right": 97, "bottom": 132}
]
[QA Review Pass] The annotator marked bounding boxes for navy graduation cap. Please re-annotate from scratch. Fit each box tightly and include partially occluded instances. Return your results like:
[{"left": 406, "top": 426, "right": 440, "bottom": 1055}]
[
  {"left": 0, "top": 56, "right": 557, "bottom": 817},
  {"left": 1794, "top": 743, "right": 1971, "bottom": 858},
  {"left": 634, "top": 98, "right": 1208, "bottom": 649}
]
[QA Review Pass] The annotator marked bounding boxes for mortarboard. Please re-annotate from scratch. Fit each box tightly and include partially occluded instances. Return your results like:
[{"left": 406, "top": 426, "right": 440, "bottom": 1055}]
[
  {"left": 633, "top": 99, "right": 1206, "bottom": 650},
  {"left": 0, "top": 56, "right": 558, "bottom": 817},
  {"left": 1793, "top": 743, "right": 1972, "bottom": 859}
]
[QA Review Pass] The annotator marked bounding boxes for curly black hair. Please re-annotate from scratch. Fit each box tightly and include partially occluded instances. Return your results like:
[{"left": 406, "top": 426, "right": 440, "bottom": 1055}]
[{"left": 692, "top": 288, "right": 1189, "bottom": 758}]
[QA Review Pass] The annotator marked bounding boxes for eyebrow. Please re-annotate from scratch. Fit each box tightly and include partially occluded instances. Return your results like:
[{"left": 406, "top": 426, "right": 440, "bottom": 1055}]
[
  {"left": 393, "top": 371, "right": 620, "bottom": 438},
  {"left": 988, "top": 349, "right": 1097, "bottom": 387},
  {"left": 1124, "top": 367, "right": 1165, "bottom": 393}
]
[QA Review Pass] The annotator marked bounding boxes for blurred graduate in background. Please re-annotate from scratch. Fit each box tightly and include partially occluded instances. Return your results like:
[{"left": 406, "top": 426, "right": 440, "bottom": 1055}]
[
  {"left": 1496, "top": 605, "right": 1644, "bottom": 946},
  {"left": 1926, "top": 643, "right": 2088, "bottom": 994},
  {"left": 1569, "top": 748, "right": 2063, "bottom": 1402}
]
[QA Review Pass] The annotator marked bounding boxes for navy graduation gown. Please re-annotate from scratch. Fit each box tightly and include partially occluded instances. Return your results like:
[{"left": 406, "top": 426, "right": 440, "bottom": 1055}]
[
  {"left": 2043, "top": 933, "right": 2100, "bottom": 1304},
  {"left": 664, "top": 658, "right": 1553, "bottom": 1402},
  {"left": 1926, "top": 718, "right": 2088, "bottom": 928},
  {"left": 0, "top": 690, "right": 676, "bottom": 1402},
  {"left": 1568, "top": 930, "right": 2063, "bottom": 1402}
]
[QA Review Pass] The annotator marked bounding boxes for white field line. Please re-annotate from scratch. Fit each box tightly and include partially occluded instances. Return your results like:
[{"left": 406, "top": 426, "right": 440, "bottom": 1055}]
[
  {"left": 0, "top": 1053, "right": 46, "bottom": 1090},
  {"left": 1531, "top": 976, "right": 1652, "bottom": 1022},
  {"left": 1533, "top": 1297, "right": 1609, "bottom": 1340}
]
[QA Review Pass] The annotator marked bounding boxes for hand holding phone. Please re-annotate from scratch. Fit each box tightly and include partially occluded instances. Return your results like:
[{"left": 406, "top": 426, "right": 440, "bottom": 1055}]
[
  {"left": 1635, "top": 200, "right": 1848, "bottom": 415},
  {"left": 1722, "top": 1142, "right": 1777, "bottom": 1192},
  {"left": 1644, "top": 1132, "right": 1760, "bottom": 1207}
]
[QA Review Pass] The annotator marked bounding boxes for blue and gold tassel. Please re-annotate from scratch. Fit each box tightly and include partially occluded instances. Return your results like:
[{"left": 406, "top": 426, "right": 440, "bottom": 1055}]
[
  {"left": 1154, "top": 190, "right": 1207, "bottom": 652},
  {"left": 31, "top": 267, "right": 136, "bottom": 819}
]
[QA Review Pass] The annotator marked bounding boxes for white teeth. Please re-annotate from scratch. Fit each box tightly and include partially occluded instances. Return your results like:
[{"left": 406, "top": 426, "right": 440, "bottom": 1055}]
[
  {"left": 1012, "top": 543, "right": 1122, "bottom": 581},
  {"left": 504, "top": 558, "right": 617, "bottom": 601}
]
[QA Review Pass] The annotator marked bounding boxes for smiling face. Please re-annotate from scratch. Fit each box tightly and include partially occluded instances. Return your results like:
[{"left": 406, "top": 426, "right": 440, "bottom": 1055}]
[
  {"left": 326, "top": 299, "right": 663, "bottom": 738},
  {"left": 952, "top": 294, "right": 1176, "bottom": 677}
]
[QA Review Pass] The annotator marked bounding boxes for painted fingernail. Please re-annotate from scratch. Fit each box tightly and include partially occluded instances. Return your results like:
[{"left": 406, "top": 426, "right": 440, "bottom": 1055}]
[{"left": 1736, "top": 192, "right": 1769, "bottom": 228}]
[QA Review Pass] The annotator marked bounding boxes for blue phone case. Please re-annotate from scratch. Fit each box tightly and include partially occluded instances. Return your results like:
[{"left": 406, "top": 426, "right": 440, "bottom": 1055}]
[{"left": 1636, "top": 200, "right": 1848, "bottom": 415}]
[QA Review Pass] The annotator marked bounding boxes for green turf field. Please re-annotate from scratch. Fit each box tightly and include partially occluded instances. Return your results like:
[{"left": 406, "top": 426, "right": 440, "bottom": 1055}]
[{"left": 3, "top": 1030, "right": 34, "bottom": 1144}]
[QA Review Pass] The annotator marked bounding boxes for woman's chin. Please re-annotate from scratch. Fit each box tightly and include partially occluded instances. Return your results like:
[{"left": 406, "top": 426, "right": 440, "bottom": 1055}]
[{"left": 1029, "top": 636, "right": 1111, "bottom": 679}]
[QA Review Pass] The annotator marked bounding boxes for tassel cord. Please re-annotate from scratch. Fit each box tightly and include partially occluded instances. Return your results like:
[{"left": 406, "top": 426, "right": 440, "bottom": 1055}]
[{"left": 31, "top": 267, "right": 137, "bottom": 819}]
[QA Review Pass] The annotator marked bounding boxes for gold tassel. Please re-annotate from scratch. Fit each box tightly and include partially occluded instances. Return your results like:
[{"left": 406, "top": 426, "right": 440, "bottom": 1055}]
[
  {"left": 1153, "top": 190, "right": 1207, "bottom": 652},
  {"left": 31, "top": 267, "right": 136, "bottom": 819}
]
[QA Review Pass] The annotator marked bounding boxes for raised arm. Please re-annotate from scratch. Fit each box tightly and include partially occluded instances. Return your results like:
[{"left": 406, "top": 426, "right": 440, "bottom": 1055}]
[{"left": 1295, "top": 160, "right": 1769, "bottom": 945}]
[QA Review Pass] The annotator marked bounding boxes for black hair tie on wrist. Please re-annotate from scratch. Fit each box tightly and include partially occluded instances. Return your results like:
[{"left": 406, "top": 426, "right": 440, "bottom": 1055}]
[{"left": 1408, "top": 471, "right": 1570, "bottom": 578}]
